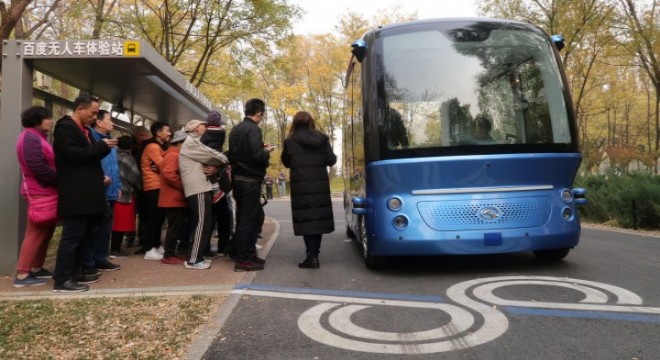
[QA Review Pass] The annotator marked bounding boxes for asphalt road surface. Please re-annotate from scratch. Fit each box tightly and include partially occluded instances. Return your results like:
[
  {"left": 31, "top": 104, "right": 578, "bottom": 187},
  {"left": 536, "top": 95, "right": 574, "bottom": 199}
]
[{"left": 203, "top": 198, "right": 660, "bottom": 360}]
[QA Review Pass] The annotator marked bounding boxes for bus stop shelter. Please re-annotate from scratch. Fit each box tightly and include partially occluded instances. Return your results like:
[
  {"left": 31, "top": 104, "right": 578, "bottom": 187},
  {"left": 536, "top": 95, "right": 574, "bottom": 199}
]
[{"left": 0, "top": 39, "right": 219, "bottom": 274}]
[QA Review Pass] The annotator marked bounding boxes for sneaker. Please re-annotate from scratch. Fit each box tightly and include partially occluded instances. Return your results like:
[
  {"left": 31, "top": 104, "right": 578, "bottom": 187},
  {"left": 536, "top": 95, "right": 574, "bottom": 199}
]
[
  {"left": 250, "top": 256, "right": 266, "bottom": 264},
  {"left": 156, "top": 246, "right": 165, "bottom": 255},
  {"left": 109, "top": 251, "right": 129, "bottom": 258},
  {"left": 234, "top": 260, "right": 264, "bottom": 272},
  {"left": 82, "top": 268, "right": 101, "bottom": 277},
  {"left": 144, "top": 248, "right": 164, "bottom": 260},
  {"left": 76, "top": 273, "right": 100, "bottom": 284},
  {"left": 161, "top": 256, "right": 185, "bottom": 265},
  {"left": 255, "top": 244, "right": 264, "bottom": 251},
  {"left": 53, "top": 280, "right": 89, "bottom": 293},
  {"left": 30, "top": 268, "right": 53, "bottom": 279},
  {"left": 13, "top": 275, "right": 48, "bottom": 288},
  {"left": 184, "top": 261, "right": 211, "bottom": 270},
  {"left": 97, "top": 262, "right": 121, "bottom": 272}
]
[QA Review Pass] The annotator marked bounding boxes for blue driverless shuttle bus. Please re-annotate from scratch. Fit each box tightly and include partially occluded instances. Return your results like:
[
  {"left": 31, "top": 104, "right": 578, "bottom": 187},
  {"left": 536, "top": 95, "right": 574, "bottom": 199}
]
[{"left": 343, "top": 18, "right": 586, "bottom": 268}]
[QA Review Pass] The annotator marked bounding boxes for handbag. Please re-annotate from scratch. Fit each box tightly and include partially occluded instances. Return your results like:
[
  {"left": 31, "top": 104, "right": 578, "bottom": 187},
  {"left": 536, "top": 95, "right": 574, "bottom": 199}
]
[
  {"left": 27, "top": 193, "right": 59, "bottom": 225},
  {"left": 23, "top": 175, "right": 59, "bottom": 225}
]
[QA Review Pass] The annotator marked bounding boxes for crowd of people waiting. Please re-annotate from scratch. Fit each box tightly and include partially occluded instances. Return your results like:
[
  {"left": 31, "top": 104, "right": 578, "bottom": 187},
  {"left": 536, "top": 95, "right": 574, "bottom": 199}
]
[
  {"left": 14, "top": 95, "right": 337, "bottom": 292},
  {"left": 13, "top": 95, "right": 340, "bottom": 293}
]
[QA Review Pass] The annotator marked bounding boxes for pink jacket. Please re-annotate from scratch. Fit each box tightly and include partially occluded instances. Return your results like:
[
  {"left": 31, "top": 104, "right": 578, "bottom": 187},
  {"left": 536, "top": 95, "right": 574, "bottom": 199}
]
[{"left": 16, "top": 128, "right": 58, "bottom": 197}]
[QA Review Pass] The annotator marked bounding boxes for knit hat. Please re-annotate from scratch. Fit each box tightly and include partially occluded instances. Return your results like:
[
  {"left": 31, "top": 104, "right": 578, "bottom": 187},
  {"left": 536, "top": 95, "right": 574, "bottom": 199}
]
[
  {"left": 206, "top": 111, "right": 223, "bottom": 127},
  {"left": 184, "top": 119, "right": 207, "bottom": 133}
]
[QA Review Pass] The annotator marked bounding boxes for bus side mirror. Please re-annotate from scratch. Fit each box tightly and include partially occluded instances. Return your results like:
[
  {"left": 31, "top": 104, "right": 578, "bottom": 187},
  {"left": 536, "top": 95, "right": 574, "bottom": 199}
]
[
  {"left": 573, "top": 188, "right": 587, "bottom": 205},
  {"left": 551, "top": 34, "right": 565, "bottom": 52},
  {"left": 352, "top": 197, "right": 367, "bottom": 215},
  {"left": 351, "top": 40, "right": 367, "bottom": 63}
]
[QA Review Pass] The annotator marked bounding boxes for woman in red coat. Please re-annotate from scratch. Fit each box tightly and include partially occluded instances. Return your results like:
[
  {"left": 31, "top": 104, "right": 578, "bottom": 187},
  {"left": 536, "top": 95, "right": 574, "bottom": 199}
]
[
  {"left": 14, "top": 106, "right": 58, "bottom": 287},
  {"left": 157, "top": 130, "right": 189, "bottom": 264},
  {"left": 110, "top": 135, "right": 142, "bottom": 258}
]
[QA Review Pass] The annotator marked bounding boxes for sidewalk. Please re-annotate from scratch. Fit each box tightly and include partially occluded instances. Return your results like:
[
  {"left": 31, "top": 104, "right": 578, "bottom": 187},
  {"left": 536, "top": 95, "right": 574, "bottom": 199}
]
[{"left": 0, "top": 217, "right": 278, "bottom": 299}]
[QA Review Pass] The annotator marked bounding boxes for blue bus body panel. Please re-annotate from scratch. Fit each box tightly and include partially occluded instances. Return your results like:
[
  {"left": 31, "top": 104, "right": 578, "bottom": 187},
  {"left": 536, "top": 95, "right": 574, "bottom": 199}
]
[{"left": 359, "top": 153, "right": 582, "bottom": 256}]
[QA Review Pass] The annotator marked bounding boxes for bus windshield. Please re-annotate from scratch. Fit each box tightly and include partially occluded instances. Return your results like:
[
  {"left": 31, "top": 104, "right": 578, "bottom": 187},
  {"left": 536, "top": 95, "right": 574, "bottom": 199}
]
[{"left": 379, "top": 23, "right": 573, "bottom": 152}]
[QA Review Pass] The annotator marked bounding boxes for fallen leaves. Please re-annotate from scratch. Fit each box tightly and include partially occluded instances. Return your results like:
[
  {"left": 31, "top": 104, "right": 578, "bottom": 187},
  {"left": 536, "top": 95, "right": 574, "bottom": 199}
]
[{"left": 0, "top": 295, "right": 223, "bottom": 359}]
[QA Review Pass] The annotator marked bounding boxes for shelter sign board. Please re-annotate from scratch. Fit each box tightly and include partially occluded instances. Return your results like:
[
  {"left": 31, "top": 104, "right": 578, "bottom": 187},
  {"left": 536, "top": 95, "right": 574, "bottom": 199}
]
[{"left": 21, "top": 40, "right": 141, "bottom": 58}]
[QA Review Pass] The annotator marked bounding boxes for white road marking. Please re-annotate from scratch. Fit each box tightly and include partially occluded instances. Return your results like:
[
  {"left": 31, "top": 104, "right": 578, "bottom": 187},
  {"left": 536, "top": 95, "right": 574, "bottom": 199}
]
[
  {"left": 235, "top": 276, "right": 660, "bottom": 354},
  {"left": 327, "top": 304, "right": 473, "bottom": 341}
]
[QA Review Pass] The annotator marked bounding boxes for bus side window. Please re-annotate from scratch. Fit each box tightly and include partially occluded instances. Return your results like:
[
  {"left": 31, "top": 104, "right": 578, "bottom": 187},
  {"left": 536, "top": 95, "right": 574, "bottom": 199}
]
[{"left": 348, "top": 60, "right": 364, "bottom": 193}]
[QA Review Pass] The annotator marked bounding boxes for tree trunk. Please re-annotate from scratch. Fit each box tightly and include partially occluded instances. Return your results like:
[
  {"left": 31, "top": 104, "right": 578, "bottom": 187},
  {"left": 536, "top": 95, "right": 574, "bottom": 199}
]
[
  {"left": 0, "top": 0, "right": 32, "bottom": 70},
  {"left": 655, "top": 88, "right": 660, "bottom": 174}
]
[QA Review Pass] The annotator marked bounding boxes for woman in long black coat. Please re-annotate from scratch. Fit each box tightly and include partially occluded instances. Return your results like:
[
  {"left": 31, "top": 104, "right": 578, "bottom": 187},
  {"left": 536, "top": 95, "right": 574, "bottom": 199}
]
[{"left": 281, "top": 111, "right": 337, "bottom": 269}]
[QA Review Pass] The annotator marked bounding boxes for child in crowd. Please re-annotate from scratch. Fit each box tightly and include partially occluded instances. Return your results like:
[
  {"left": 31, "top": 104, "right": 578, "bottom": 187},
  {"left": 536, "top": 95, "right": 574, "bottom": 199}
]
[{"left": 200, "top": 111, "right": 226, "bottom": 203}]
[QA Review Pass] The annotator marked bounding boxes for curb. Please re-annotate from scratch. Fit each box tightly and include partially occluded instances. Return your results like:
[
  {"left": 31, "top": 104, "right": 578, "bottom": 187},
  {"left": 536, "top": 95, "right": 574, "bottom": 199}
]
[
  {"left": 0, "top": 284, "right": 235, "bottom": 301},
  {"left": 184, "top": 217, "right": 281, "bottom": 360}
]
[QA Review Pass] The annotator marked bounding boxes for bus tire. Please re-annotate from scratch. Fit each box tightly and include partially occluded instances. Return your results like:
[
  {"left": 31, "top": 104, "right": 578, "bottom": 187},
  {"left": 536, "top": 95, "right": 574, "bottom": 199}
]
[
  {"left": 533, "top": 248, "right": 570, "bottom": 262},
  {"left": 359, "top": 217, "right": 382, "bottom": 269}
]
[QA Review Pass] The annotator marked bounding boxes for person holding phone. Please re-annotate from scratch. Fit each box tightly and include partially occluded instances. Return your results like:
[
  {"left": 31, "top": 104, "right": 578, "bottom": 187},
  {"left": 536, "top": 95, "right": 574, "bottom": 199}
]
[
  {"left": 52, "top": 94, "right": 114, "bottom": 292},
  {"left": 227, "top": 98, "right": 274, "bottom": 272}
]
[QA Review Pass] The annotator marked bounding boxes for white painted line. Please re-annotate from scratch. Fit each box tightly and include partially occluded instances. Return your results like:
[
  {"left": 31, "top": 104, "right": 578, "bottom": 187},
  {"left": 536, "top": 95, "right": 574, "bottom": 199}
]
[
  {"left": 232, "top": 289, "right": 447, "bottom": 309},
  {"left": 327, "top": 304, "right": 473, "bottom": 341},
  {"left": 297, "top": 302, "right": 478, "bottom": 354}
]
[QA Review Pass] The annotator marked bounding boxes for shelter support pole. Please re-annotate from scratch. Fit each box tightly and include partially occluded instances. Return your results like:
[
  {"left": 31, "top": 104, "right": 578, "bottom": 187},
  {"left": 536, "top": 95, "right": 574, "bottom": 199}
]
[{"left": 0, "top": 41, "right": 34, "bottom": 274}]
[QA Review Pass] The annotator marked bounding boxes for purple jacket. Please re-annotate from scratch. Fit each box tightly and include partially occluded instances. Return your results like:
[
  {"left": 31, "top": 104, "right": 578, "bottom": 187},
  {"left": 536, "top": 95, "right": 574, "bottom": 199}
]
[{"left": 16, "top": 128, "right": 57, "bottom": 196}]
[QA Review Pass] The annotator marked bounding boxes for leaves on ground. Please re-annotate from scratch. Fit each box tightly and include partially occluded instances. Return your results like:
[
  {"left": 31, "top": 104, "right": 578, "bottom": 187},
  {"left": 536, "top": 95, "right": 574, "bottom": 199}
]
[{"left": 0, "top": 295, "right": 222, "bottom": 359}]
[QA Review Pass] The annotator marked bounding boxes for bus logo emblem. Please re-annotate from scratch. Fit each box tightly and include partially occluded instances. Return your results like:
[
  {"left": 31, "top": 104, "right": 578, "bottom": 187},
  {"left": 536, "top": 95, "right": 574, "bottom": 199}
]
[{"left": 479, "top": 206, "right": 501, "bottom": 220}]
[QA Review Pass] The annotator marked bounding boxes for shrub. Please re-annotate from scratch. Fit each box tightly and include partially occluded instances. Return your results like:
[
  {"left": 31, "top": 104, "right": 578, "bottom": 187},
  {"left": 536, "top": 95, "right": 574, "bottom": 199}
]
[{"left": 575, "top": 172, "right": 660, "bottom": 229}]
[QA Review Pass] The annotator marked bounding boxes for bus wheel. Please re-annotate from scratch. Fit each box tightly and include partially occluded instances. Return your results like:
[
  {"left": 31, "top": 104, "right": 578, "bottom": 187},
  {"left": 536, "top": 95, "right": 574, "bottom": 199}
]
[
  {"left": 533, "top": 248, "right": 570, "bottom": 262},
  {"left": 359, "top": 217, "right": 381, "bottom": 269}
]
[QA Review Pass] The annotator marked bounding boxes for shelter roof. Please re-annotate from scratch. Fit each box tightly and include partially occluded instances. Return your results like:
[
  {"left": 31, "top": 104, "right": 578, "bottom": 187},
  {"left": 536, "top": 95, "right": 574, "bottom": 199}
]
[{"left": 20, "top": 39, "right": 216, "bottom": 125}]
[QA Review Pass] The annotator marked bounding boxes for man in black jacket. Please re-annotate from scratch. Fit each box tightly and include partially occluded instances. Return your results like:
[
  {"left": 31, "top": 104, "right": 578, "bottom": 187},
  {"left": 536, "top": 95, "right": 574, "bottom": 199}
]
[
  {"left": 52, "top": 94, "right": 116, "bottom": 292},
  {"left": 227, "top": 98, "right": 275, "bottom": 271}
]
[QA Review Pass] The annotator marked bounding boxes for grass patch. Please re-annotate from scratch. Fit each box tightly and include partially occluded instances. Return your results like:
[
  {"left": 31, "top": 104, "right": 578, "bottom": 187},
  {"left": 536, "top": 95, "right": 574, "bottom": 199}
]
[{"left": 0, "top": 295, "right": 221, "bottom": 359}]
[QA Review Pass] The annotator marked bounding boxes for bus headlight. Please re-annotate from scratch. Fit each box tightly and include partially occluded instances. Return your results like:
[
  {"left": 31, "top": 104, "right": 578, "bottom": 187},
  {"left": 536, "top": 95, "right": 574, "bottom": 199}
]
[
  {"left": 387, "top": 196, "right": 402, "bottom": 211},
  {"left": 561, "top": 189, "right": 573, "bottom": 203},
  {"left": 393, "top": 215, "right": 408, "bottom": 229},
  {"left": 561, "top": 207, "right": 573, "bottom": 221}
]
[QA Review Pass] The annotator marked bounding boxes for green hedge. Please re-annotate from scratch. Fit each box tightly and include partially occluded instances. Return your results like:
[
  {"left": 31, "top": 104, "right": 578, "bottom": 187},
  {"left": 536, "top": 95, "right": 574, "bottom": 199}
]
[{"left": 575, "top": 173, "right": 660, "bottom": 229}]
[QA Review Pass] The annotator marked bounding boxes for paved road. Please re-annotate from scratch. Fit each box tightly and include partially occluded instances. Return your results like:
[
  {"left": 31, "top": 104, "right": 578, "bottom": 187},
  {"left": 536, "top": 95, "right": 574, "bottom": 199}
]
[{"left": 203, "top": 198, "right": 660, "bottom": 359}]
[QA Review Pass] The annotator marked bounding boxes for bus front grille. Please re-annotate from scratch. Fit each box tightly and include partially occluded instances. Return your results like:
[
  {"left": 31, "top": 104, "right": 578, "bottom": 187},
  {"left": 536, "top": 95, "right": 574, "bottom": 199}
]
[{"left": 417, "top": 196, "right": 551, "bottom": 231}]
